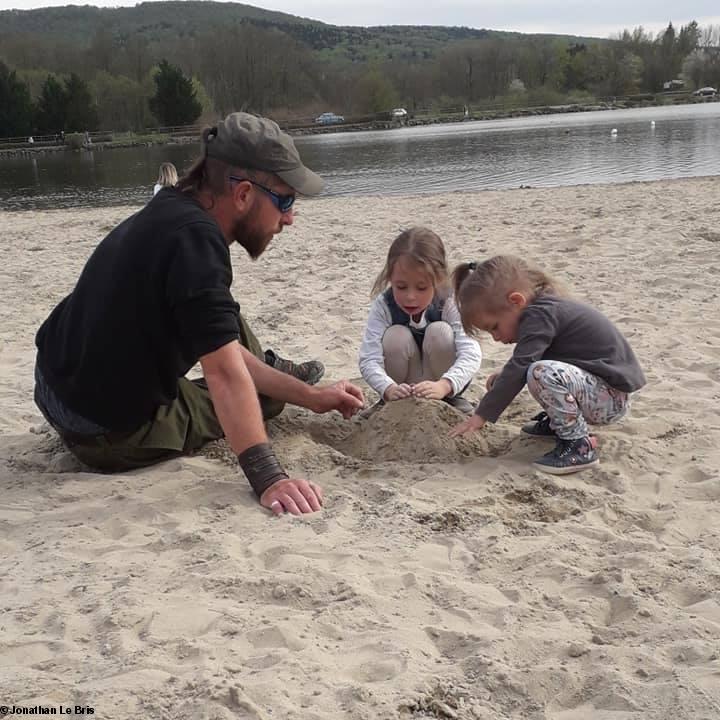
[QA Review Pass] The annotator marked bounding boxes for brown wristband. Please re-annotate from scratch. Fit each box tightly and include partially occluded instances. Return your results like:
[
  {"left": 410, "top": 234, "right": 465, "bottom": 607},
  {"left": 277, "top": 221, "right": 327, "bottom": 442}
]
[{"left": 237, "top": 442, "right": 288, "bottom": 497}]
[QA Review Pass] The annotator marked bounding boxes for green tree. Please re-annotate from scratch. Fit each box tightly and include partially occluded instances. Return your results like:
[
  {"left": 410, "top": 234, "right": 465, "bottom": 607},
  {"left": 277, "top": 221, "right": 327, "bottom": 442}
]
[
  {"left": 0, "top": 61, "right": 34, "bottom": 137},
  {"left": 92, "top": 71, "right": 148, "bottom": 131},
  {"left": 64, "top": 73, "right": 99, "bottom": 131},
  {"left": 35, "top": 74, "right": 67, "bottom": 134},
  {"left": 561, "top": 45, "right": 586, "bottom": 91},
  {"left": 149, "top": 59, "right": 202, "bottom": 126},
  {"left": 354, "top": 68, "right": 397, "bottom": 113},
  {"left": 677, "top": 21, "right": 700, "bottom": 57}
]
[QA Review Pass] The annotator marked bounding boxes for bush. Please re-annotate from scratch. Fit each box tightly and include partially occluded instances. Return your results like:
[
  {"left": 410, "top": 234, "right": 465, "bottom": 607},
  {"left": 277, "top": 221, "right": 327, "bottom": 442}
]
[{"left": 66, "top": 132, "right": 84, "bottom": 149}]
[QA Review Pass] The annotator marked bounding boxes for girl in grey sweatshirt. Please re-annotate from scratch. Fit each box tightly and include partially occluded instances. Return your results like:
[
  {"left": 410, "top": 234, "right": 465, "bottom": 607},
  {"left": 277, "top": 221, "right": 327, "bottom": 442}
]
[{"left": 450, "top": 254, "right": 645, "bottom": 474}]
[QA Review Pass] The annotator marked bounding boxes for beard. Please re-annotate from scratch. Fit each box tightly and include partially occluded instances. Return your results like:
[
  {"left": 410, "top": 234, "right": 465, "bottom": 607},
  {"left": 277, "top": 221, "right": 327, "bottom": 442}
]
[{"left": 232, "top": 209, "right": 273, "bottom": 260}]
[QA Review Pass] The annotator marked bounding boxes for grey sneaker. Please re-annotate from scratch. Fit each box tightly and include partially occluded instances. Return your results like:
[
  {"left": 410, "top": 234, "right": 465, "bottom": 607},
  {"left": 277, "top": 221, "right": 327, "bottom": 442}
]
[
  {"left": 264, "top": 349, "right": 325, "bottom": 385},
  {"left": 521, "top": 411, "right": 557, "bottom": 438},
  {"left": 532, "top": 436, "right": 599, "bottom": 475},
  {"left": 443, "top": 395, "right": 475, "bottom": 415}
]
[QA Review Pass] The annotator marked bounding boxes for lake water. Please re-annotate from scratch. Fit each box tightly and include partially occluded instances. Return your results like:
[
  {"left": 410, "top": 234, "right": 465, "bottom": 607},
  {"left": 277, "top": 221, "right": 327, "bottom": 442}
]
[{"left": 1, "top": 103, "right": 719, "bottom": 210}]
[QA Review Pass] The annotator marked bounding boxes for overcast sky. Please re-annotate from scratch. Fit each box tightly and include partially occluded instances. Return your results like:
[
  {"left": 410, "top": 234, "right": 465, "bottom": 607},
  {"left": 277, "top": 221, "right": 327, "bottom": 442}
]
[{"left": 2, "top": 0, "right": 719, "bottom": 39}]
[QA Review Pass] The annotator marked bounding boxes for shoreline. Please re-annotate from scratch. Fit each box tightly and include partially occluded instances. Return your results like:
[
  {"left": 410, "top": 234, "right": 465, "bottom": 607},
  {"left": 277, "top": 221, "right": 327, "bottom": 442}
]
[
  {"left": 2, "top": 96, "right": 716, "bottom": 158},
  {"left": 2, "top": 173, "right": 719, "bottom": 214}
]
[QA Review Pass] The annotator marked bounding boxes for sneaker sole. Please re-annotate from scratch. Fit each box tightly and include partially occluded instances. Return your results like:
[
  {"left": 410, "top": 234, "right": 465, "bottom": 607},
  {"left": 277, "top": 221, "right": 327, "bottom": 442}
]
[{"left": 532, "top": 458, "right": 600, "bottom": 475}]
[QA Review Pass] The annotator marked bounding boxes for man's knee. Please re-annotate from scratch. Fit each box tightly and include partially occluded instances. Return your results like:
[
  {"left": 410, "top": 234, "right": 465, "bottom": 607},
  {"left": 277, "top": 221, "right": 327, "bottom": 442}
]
[{"left": 63, "top": 435, "right": 179, "bottom": 472}]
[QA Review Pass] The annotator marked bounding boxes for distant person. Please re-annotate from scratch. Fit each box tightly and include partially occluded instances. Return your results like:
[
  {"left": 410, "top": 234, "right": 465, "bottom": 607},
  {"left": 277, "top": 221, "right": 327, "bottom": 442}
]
[
  {"left": 34, "top": 112, "right": 364, "bottom": 516},
  {"left": 450, "top": 255, "right": 646, "bottom": 474},
  {"left": 153, "top": 162, "right": 178, "bottom": 195},
  {"left": 359, "top": 227, "right": 482, "bottom": 415}
]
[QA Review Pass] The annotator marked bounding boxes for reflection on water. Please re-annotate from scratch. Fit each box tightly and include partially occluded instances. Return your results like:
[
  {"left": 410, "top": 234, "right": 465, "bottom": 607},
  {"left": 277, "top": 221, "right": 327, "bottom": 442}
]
[{"left": 1, "top": 103, "right": 719, "bottom": 210}]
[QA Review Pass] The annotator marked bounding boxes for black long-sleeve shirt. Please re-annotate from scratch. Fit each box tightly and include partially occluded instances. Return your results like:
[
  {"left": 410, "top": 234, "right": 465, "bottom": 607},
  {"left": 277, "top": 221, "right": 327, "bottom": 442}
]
[
  {"left": 476, "top": 294, "right": 646, "bottom": 422},
  {"left": 35, "top": 189, "right": 241, "bottom": 431}
]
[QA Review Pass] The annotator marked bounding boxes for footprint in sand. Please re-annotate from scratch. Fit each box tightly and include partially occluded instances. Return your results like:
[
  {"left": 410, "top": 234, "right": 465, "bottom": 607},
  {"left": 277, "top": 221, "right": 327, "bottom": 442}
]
[{"left": 345, "top": 643, "right": 407, "bottom": 682}]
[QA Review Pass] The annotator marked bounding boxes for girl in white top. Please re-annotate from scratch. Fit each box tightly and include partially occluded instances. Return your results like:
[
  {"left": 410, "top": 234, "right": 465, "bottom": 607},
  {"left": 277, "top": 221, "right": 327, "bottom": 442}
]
[
  {"left": 359, "top": 227, "right": 482, "bottom": 414},
  {"left": 153, "top": 162, "right": 178, "bottom": 196}
]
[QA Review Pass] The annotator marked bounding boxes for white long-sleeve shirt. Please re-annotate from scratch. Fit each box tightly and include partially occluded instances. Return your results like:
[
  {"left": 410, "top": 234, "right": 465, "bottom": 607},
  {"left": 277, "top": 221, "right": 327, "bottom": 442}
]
[{"left": 358, "top": 292, "right": 482, "bottom": 398}]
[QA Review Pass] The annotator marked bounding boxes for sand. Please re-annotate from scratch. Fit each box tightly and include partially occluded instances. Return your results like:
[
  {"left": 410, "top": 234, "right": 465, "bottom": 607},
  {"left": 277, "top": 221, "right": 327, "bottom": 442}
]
[{"left": 1, "top": 177, "right": 719, "bottom": 719}]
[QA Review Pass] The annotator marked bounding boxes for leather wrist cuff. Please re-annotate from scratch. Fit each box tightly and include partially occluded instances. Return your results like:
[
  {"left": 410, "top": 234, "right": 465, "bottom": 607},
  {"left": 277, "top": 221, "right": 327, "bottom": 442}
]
[{"left": 237, "top": 442, "right": 288, "bottom": 497}]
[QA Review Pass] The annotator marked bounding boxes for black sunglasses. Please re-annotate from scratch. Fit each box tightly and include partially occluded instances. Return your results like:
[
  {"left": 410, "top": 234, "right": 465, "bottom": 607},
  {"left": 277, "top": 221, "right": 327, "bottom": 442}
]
[{"left": 229, "top": 175, "right": 295, "bottom": 213}]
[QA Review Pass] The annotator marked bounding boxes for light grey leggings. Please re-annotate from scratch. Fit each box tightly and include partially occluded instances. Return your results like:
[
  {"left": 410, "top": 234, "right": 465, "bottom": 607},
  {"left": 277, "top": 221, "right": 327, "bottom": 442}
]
[
  {"left": 526, "top": 360, "right": 629, "bottom": 440},
  {"left": 382, "top": 322, "right": 455, "bottom": 386}
]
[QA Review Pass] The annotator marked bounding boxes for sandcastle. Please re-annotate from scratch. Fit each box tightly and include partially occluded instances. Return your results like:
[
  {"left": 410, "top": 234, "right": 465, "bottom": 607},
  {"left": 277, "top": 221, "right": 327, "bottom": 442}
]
[{"left": 336, "top": 398, "right": 509, "bottom": 463}]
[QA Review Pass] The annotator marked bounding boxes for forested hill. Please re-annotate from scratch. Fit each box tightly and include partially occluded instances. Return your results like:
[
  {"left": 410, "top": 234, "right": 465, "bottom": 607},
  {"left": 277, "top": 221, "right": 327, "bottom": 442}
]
[
  {"left": 1, "top": 3, "right": 715, "bottom": 138},
  {"left": 0, "top": 1, "right": 596, "bottom": 62}
]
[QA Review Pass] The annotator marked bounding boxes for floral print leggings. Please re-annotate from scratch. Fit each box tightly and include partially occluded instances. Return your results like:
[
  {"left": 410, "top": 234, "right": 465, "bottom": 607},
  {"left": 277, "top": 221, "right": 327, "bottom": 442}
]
[{"left": 526, "top": 360, "right": 629, "bottom": 440}]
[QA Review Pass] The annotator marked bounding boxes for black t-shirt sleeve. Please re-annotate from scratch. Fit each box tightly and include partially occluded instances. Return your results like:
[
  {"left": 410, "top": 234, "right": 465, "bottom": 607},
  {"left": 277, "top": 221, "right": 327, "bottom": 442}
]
[{"left": 165, "top": 222, "right": 241, "bottom": 361}]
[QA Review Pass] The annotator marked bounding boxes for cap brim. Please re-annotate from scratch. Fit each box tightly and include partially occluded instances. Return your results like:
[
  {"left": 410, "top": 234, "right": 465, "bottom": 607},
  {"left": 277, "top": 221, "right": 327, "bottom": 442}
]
[{"left": 277, "top": 165, "right": 324, "bottom": 196}]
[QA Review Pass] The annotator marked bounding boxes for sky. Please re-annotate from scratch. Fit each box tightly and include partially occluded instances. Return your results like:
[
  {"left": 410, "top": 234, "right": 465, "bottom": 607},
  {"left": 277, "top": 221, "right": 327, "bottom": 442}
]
[{"left": 1, "top": 0, "right": 719, "bottom": 39}]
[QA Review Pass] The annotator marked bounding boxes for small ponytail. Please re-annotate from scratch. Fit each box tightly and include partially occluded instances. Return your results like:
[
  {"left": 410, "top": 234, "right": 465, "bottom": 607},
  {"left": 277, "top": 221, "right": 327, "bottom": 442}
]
[
  {"left": 202, "top": 126, "right": 218, "bottom": 155},
  {"left": 451, "top": 262, "right": 478, "bottom": 309},
  {"left": 454, "top": 254, "right": 565, "bottom": 335}
]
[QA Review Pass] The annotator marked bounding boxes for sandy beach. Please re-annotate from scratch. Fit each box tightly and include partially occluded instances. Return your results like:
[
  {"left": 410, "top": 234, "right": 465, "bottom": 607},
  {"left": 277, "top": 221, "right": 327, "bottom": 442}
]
[{"left": 1, "top": 177, "right": 719, "bottom": 719}]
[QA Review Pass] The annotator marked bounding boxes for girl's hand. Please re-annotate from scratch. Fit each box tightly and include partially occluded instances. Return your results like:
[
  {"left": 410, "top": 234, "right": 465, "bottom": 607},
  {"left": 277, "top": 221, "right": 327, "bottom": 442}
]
[
  {"left": 449, "top": 414, "right": 486, "bottom": 438},
  {"left": 413, "top": 379, "right": 453, "bottom": 400},
  {"left": 486, "top": 372, "right": 499, "bottom": 391},
  {"left": 384, "top": 383, "right": 413, "bottom": 401}
]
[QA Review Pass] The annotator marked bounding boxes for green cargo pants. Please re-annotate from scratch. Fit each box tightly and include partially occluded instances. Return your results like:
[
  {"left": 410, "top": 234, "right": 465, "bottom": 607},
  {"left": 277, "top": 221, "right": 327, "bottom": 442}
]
[{"left": 60, "top": 314, "right": 284, "bottom": 472}]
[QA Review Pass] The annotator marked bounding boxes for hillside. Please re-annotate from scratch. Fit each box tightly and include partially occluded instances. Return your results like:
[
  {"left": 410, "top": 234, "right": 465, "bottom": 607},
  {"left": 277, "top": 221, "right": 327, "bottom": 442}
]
[
  {"left": 0, "top": 1, "right": 602, "bottom": 63},
  {"left": 3, "top": 3, "right": 703, "bottom": 137}
]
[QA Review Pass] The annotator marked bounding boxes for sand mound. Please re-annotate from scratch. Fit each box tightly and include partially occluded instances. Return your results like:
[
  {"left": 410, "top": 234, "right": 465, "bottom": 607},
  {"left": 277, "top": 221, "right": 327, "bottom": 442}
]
[{"left": 337, "top": 398, "right": 509, "bottom": 463}]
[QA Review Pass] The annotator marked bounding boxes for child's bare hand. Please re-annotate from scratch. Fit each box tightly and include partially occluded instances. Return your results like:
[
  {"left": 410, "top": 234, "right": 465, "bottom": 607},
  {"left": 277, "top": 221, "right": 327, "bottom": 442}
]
[
  {"left": 449, "top": 414, "right": 486, "bottom": 438},
  {"left": 384, "top": 383, "right": 413, "bottom": 401},
  {"left": 413, "top": 379, "right": 453, "bottom": 400},
  {"left": 486, "top": 372, "right": 499, "bottom": 391}
]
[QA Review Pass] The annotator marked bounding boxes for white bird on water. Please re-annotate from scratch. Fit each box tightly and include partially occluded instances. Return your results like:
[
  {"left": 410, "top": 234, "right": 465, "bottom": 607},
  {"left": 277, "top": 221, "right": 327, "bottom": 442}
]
[
  {"left": 611, "top": 128, "right": 618, "bottom": 136},
  {"left": 651, "top": 120, "right": 656, "bottom": 128}
]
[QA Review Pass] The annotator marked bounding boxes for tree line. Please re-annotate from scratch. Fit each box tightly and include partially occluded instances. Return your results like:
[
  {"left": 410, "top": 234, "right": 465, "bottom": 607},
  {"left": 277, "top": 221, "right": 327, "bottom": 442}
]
[{"left": 1, "top": 8, "right": 719, "bottom": 139}]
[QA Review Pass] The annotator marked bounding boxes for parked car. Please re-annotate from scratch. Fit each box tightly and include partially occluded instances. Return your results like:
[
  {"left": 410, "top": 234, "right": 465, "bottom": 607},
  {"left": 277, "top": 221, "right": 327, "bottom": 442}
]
[
  {"left": 693, "top": 86, "right": 717, "bottom": 97},
  {"left": 391, "top": 107, "right": 408, "bottom": 118},
  {"left": 315, "top": 112, "right": 345, "bottom": 125}
]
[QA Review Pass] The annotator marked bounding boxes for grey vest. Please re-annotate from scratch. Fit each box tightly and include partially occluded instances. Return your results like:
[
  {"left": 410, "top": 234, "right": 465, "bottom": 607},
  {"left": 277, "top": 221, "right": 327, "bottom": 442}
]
[{"left": 383, "top": 288, "right": 445, "bottom": 348}]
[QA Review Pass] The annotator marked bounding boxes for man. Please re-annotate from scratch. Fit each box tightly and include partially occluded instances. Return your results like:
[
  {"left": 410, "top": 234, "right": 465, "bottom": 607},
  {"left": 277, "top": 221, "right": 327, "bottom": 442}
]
[{"left": 34, "top": 112, "right": 364, "bottom": 515}]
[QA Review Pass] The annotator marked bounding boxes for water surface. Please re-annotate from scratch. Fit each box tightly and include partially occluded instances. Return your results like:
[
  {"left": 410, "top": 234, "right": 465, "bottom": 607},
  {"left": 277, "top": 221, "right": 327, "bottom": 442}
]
[{"left": 1, "top": 103, "right": 718, "bottom": 210}]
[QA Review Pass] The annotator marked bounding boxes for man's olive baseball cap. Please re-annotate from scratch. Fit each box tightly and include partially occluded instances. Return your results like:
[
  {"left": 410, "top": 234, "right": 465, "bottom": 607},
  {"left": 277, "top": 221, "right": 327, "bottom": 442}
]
[{"left": 205, "top": 112, "right": 323, "bottom": 196}]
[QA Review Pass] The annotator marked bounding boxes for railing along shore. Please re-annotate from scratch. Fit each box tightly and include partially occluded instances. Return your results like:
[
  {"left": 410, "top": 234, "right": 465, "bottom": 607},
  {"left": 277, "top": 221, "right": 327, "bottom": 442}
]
[{"left": 1, "top": 92, "right": 717, "bottom": 157}]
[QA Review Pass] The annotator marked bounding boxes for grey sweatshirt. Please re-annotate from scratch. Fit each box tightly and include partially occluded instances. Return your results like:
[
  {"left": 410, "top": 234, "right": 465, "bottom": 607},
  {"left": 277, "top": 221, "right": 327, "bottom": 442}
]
[{"left": 476, "top": 294, "right": 646, "bottom": 422}]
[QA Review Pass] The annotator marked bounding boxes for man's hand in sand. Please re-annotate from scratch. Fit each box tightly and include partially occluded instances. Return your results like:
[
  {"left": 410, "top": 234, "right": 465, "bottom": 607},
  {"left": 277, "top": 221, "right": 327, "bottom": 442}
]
[
  {"left": 261, "top": 478, "right": 324, "bottom": 515},
  {"left": 384, "top": 383, "right": 413, "bottom": 401},
  {"left": 450, "top": 414, "right": 486, "bottom": 437},
  {"left": 413, "top": 379, "right": 453, "bottom": 401},
  {"left": 308, "top": 380, "right": 365, "bottom": 419},
  {"left": 486, "top": 372, "right": 499, "bottom": 391}
]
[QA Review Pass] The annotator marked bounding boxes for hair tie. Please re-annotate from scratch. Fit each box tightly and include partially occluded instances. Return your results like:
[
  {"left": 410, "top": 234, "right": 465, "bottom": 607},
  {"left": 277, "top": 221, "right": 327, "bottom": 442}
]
[
  {"left": 203, "top": 126, "right": 218, "bottom": 157},
  {"left": 468, "top": 261, "right": 477, "bottom": 271}
]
